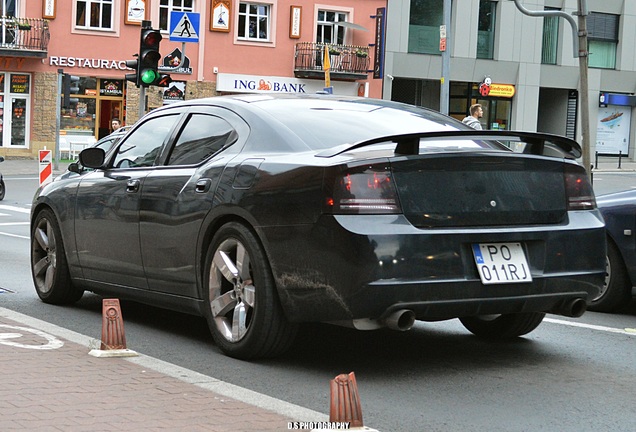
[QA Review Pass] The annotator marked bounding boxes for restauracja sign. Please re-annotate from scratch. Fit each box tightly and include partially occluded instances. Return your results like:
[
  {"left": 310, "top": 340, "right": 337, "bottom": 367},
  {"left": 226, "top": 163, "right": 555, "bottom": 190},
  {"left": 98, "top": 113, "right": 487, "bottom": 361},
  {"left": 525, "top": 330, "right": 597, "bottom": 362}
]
[{"left": 50, "top": 56, "right": 130, "bottom": 70}]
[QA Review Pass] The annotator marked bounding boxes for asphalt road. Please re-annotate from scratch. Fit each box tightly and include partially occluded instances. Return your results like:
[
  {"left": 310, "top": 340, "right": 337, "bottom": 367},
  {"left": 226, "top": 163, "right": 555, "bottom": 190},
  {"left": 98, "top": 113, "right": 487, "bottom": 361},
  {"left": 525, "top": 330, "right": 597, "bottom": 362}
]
[{"left": 1, "top": 174, "right": 635, "bottom": 432}]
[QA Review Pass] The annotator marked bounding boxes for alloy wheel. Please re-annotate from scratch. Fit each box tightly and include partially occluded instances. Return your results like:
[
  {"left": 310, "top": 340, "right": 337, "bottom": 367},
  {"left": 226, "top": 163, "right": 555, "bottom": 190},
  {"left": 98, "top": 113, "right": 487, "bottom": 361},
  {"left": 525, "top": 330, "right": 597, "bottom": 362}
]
[
  {"left": 32, "top": 217, "right": 57, "bottom": 295},
  {"left": 208, "top": 238, "right": 255, "bottom": 343}
]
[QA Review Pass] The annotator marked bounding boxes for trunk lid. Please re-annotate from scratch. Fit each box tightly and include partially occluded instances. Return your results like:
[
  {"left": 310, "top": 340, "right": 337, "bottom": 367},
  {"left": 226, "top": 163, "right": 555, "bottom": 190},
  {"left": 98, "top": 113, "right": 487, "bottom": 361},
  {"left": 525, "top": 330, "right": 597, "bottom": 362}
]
[{"left": 390, "top": 153, "right": 567, "bottom": 228}]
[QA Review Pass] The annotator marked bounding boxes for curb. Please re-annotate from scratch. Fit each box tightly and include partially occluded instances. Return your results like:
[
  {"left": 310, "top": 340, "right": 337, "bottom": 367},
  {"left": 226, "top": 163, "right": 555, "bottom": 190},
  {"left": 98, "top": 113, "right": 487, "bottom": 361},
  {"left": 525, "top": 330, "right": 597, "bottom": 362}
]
[{"left": 0, "top": 306, "right": 329, "bottom": 423}]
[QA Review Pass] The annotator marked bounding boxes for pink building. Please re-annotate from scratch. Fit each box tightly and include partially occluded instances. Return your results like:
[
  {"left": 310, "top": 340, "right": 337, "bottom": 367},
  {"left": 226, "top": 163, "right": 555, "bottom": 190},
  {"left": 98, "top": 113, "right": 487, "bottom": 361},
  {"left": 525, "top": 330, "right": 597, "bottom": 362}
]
[{"left": 0, "top": 0, "right": 386, "bottom": 159}]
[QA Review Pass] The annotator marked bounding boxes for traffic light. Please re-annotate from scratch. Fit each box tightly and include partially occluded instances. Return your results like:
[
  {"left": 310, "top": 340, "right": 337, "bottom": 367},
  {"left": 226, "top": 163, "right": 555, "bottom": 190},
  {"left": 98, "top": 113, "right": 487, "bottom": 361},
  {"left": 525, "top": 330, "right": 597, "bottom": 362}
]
[
  {"left": 62, "top": 73, "right": 80, "bottom": 108},
  {"left": 138, "top": 27, "right": 162, "bottom": 87},
  {"left": 155, "top": 74, "right": 173, "bottom": 87},
  {"left": 124, "top": 24, "right": 170, "bottom": 88},
  {"left": 125, "top": 55, "right": 139, "bottom": 86}
]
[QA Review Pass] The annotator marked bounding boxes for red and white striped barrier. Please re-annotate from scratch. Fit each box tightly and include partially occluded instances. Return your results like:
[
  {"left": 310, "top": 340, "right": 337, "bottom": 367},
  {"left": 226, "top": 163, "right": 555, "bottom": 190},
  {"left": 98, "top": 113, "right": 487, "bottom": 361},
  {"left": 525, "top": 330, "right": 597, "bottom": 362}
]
[{"left": 39, "top": 149, "right": 52, "bottom": 186}]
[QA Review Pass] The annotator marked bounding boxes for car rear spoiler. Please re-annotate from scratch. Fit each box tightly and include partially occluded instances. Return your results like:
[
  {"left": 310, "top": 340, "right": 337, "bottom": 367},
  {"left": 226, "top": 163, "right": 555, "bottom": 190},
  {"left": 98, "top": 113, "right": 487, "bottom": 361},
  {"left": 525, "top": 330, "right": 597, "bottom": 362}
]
[{"left": 315, "top": 130, "right": 582, "bottom": 159}]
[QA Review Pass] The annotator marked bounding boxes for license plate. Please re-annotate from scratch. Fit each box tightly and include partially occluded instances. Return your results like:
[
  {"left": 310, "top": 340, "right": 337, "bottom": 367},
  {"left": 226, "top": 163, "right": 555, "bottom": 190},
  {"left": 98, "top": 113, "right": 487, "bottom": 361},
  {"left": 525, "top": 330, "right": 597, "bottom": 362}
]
[{"left": 472, "top": 242, "right": 532, "bottom": 284}]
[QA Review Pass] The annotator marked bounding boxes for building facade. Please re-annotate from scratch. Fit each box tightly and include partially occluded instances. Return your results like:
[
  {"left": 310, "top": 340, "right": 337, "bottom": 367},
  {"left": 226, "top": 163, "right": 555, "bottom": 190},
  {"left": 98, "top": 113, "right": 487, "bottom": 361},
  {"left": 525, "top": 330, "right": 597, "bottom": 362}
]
[
  {"left": 385, "top": 0, "right": 636, "bottom": 160},
  {"left": 0, "top": 0, "right": 384, "bottom": 159}
]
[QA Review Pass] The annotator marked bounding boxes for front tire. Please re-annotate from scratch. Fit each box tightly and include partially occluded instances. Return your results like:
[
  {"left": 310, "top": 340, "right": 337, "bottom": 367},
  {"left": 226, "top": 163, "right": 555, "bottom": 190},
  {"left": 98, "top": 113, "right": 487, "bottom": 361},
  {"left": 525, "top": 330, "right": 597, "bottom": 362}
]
[
  {"left": 31, "top": 208, "right": 83, "bottom": 304},
  {"left": 460, "top": 312, "right": 545, "bottom": 339},
  {"left": 589, "top": 239, "right": 631, "bottom": 312},
  {"left": 0, "top": 178, "right": 5, "bottom": 200},
  {"left": 203, "top": 222, "right": 297, "bottom": 359}
]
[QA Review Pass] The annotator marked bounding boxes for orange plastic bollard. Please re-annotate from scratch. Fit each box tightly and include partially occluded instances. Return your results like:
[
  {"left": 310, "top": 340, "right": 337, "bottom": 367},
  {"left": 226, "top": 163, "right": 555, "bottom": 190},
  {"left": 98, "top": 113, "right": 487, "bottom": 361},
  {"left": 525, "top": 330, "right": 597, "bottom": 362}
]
[
  {"left": 100, "top": 299, "right": 127, "bottom": 350},
  {"left": 329, "top": 372, "right": 364, "bottom": 428}
]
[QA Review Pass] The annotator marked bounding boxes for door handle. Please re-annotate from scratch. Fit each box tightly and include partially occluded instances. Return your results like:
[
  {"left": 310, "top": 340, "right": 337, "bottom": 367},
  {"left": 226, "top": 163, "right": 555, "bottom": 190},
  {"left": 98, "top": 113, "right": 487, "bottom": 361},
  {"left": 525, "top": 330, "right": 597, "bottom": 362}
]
[
  {"left": 126, "top": 179, "right": 140, "bottom": 193},
  {"left": 195, "top": 178, "right": 212, "bottom": 193}
]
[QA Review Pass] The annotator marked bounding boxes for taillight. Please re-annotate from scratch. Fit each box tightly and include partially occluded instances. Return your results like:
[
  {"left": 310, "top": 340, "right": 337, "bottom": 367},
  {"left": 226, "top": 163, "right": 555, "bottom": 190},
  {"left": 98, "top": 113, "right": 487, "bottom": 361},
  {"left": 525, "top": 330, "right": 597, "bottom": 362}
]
[
  {"left": 565, "top": 165, "right": 596, "bottom": 210},
  {"left": 326, "top": 164, "right": 401, "bottom": 214}
]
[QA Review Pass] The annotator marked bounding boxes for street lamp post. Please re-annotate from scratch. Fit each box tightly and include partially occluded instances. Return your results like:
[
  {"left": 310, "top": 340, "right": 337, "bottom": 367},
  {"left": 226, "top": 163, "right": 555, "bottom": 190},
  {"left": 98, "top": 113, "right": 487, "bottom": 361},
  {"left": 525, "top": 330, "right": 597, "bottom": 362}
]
[
  {"left": 576, "top": 2, "right": 591, "bottom": 172},
  {"left": 511, "top": 0, "right": 591, "bottom": 173}
]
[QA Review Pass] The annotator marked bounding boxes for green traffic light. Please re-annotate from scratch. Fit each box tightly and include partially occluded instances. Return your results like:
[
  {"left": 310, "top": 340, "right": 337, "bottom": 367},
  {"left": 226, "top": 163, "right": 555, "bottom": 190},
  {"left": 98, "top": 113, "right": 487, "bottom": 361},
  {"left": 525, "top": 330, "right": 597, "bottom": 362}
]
[{"left": 140, "top": 69, "right": 159, "bottom": 85}]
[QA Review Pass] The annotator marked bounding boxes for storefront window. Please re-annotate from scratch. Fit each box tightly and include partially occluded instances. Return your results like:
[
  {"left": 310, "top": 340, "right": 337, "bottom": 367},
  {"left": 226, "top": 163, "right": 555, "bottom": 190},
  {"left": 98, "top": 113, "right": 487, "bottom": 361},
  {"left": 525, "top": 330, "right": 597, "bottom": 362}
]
[
  {"left": 0, "top": 72, "right": 31, "bottom": 148},
  {"left": 60, "top": 77, "right": 125, "bottom": 146},
  {"left": 61, "top": 76, "right": 98, "bottom": 138}
]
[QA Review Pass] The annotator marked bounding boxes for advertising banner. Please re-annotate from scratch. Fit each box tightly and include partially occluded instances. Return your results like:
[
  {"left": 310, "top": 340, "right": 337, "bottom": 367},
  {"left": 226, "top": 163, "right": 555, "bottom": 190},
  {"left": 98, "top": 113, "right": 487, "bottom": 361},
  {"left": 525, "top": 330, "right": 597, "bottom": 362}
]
[{"left": 596, "top": 106, "right": 631, "bottom": 155}]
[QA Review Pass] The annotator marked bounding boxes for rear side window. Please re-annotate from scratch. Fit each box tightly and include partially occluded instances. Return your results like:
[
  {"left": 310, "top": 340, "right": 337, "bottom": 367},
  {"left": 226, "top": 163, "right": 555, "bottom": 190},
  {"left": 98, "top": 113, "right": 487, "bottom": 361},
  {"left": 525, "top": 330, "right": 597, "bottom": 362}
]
[
  {"left": 167, "top": 114, "right": 237, "bottom": 166},
  {"left": 113, "top": 115, "right": 180, "bottom": 168}
]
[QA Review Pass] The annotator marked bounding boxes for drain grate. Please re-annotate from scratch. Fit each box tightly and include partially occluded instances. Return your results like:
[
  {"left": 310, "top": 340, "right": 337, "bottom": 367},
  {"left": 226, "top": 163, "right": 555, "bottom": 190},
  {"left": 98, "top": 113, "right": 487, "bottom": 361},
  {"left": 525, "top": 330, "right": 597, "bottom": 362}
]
[{"left": 0, "top": 287, "right": 16, "bottom": 294}]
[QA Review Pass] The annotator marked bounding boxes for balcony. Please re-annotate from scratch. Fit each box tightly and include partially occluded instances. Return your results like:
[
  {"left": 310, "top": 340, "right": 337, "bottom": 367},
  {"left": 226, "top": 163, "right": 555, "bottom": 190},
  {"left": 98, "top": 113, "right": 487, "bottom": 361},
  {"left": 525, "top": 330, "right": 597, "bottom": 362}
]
[
  {"left": 294, "top": 42, "right": 370, "bottom": 81},
  {"left": 0, "top": 17, "right": 50, "bottom": 58}
]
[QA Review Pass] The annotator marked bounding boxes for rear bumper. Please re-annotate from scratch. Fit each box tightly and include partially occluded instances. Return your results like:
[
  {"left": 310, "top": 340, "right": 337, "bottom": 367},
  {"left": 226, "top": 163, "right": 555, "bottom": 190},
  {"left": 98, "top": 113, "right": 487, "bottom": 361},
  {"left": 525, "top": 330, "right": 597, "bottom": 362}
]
[{"left": 261, "top": 211, "right": 606, "bottom": 322}]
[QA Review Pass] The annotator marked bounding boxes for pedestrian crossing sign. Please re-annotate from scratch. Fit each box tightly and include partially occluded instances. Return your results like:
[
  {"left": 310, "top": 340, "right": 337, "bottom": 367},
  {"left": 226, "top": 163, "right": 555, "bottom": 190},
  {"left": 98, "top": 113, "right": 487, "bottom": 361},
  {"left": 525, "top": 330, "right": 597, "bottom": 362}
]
[{"left": 169, "top": 12, "right": 200, "bottom": 43}]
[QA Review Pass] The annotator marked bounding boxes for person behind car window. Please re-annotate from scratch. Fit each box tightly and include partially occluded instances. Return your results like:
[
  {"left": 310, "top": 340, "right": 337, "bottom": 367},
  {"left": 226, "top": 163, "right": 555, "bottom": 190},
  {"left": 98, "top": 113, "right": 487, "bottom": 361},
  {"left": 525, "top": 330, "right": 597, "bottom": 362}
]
[
  {"left": 462, "top": 104, "right": 483, "bottom": 130},
  {"left": 111, "top": 118, "right": 122, "bottom": 132}
]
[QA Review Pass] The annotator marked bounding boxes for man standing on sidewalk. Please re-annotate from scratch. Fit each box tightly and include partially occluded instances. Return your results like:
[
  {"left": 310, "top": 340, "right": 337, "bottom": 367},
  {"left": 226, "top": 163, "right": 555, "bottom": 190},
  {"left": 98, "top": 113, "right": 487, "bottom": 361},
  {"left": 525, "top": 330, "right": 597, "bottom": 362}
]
[{"left": 462, "top": 104, "right": 483, "bottom": 130}]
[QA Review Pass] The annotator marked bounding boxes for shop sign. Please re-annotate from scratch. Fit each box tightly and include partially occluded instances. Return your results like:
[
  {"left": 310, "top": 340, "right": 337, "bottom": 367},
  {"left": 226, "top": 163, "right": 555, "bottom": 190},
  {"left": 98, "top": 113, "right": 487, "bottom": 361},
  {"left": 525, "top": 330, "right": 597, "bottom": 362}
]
[
  {"left": 10, "top": 74, "right": 29, "bottom": 93},
  {"left": 599, "top": 92, "right": 636, "bottom": 107},
  {"left": 480, "top": 82, "right": 515, "bottom": 98},
  {"left": 100, "top": 79, "right": 124, "bottom": 97},
  {"left": 0, "top": 57, "right": 27, "bottom": 68},
  {"left": 159, "top": 49, "right": 192, "bottom": 74},
  {"left": 216, "top": 73, "right": 359, "bottom": 95},
  {"left": 373, "top": 7, "right": 386, "bottom": 79},
  {"left": 50, "top": 56, "right": 131, "bottom": 70},
  {"left": 163, "top": 81, "right": 186, "bottom": 104}
]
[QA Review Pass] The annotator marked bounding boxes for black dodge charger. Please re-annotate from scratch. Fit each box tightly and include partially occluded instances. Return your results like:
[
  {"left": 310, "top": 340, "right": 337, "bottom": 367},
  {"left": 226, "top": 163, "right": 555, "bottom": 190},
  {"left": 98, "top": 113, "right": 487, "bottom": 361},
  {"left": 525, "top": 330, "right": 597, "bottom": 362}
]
[{"left": 30, "top": 94, "right": 605, "bottom": 359}]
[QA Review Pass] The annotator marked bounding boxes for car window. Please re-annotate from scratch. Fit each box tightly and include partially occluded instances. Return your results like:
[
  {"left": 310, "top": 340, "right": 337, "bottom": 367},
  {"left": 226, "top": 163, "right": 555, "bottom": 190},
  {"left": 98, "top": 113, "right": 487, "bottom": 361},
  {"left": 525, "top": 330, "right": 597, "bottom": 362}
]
[
  {"left": 167, "top": 114, "right": 238, "bottom": 166},
  {"left": 112, "top": 115, "right": 179, "bottom": 168},
  {"left": 95, "top": 137, "right": 116, "bottom": 152},
  {"left": 257, "top": 99, "right": 464, "bottom": 151}
]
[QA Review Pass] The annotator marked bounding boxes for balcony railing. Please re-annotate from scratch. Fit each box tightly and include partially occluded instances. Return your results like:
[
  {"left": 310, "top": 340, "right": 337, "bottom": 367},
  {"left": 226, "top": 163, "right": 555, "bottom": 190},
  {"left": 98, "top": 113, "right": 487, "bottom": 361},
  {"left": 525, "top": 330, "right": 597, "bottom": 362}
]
[
  {"left": 294, "top": 42, "right": 370, "bottom": 81},
  {"left": 0, "top": 16, "right": 50, "bottom": 57}
]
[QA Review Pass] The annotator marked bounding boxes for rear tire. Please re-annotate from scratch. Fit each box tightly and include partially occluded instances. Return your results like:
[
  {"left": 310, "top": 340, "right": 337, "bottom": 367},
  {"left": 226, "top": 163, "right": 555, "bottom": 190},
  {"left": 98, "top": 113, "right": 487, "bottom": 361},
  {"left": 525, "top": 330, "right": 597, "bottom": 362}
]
[
  {"left": 589, "top": 239, "right": 631, "bottom": 312},
  {"left": 460, "top": 312, "right": 545, "bottom": 339},
  {"left": 203, "top": 222, "right": 298, "bottom": 359},
  {"left": 31, "top": 208, "right": 83, "bottom": 304},
  {"left": 0, "top": 178, "right": 5, "bottom": 200}
]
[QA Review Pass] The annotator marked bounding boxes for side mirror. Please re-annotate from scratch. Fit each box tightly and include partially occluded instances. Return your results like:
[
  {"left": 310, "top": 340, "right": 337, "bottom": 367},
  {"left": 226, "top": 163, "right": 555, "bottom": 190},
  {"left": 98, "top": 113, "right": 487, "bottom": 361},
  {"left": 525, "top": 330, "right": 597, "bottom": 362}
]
[
  {"left": 68, "top": 162, "right": 81, "bottom": 174},
  {"left": 79, "top": 147, "right": 105, "bottom": 169}
]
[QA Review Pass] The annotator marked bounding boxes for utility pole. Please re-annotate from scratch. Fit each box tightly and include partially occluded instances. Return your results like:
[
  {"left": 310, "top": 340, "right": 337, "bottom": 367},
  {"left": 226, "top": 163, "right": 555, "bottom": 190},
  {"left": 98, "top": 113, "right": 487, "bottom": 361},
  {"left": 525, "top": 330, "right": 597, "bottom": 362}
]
[
  {"left": 439, "top": 0, "right": 451, "bottom": 115},
  {"left": 55, "top": 69, "right": 62, "bottom": 171},
  {"left": 576, "top": 1, "right": 590, "bottom": 173},
  {"left": 511, "top": 0, "right": 591, "bottom": 173}
]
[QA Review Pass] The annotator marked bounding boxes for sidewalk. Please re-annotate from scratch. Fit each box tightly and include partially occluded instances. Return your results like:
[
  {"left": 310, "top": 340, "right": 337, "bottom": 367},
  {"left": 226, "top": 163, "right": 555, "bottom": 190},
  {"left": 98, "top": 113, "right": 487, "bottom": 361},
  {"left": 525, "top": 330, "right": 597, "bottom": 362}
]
[
  {"left": 1, "top": 156, "right": 635, "bottom": 177},
  {"left": 0, "top": 158, "right": 71, "bottom": 176},
  {"left": 0, "top": 307, "right": 328, "bottom": 431}
]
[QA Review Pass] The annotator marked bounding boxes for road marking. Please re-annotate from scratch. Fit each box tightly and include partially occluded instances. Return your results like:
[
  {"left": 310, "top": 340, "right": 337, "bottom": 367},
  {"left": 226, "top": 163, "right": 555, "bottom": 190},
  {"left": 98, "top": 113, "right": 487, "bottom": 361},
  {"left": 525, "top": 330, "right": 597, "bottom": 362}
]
[
  {"left": 0, "top": 222, "right": 29, "bottom": 226},
  {"left": 0, "top": 232, "right": 29, "bottom": 239},
  {"left": 3, "top": 177, "right": 39, "bottom": 181},
  {"left": 0, "top": 204, "right": 30, "bottom": 214},
  {"left": 0, "top": 324, "right": 64, "bottom": 349},
  {"left": 545, "top": 317, "right": 636, "bottom": 336}
]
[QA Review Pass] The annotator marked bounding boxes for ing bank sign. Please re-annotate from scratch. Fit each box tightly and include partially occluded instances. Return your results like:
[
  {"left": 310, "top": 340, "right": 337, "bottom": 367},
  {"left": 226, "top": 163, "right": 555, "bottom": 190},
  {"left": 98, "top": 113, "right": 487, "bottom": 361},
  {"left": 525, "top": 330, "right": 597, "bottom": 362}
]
[{"left": 216, "top": 73, "right": 359, "bottom": 95}]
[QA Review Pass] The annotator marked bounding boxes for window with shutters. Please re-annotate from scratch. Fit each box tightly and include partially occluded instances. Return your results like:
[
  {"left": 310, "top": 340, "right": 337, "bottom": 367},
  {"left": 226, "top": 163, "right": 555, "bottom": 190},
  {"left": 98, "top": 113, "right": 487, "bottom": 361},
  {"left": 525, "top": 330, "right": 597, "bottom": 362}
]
[
  {"left": 587, "top": 12, "right": 619, "bottom": 69},
  {"left": 541, "top": 9, "right": 559, "bottom": 65}
]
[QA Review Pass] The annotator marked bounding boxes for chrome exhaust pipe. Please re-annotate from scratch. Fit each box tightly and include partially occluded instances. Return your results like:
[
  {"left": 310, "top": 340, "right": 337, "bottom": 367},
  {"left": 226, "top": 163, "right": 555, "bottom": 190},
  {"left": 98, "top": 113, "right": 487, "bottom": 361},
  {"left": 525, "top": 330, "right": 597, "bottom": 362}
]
[
  {"left": 383, "top": 309, "right": 416, "bottom": 331},
  {"left": 551, "top": 298, "right": 587, "bottom": 318}
]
